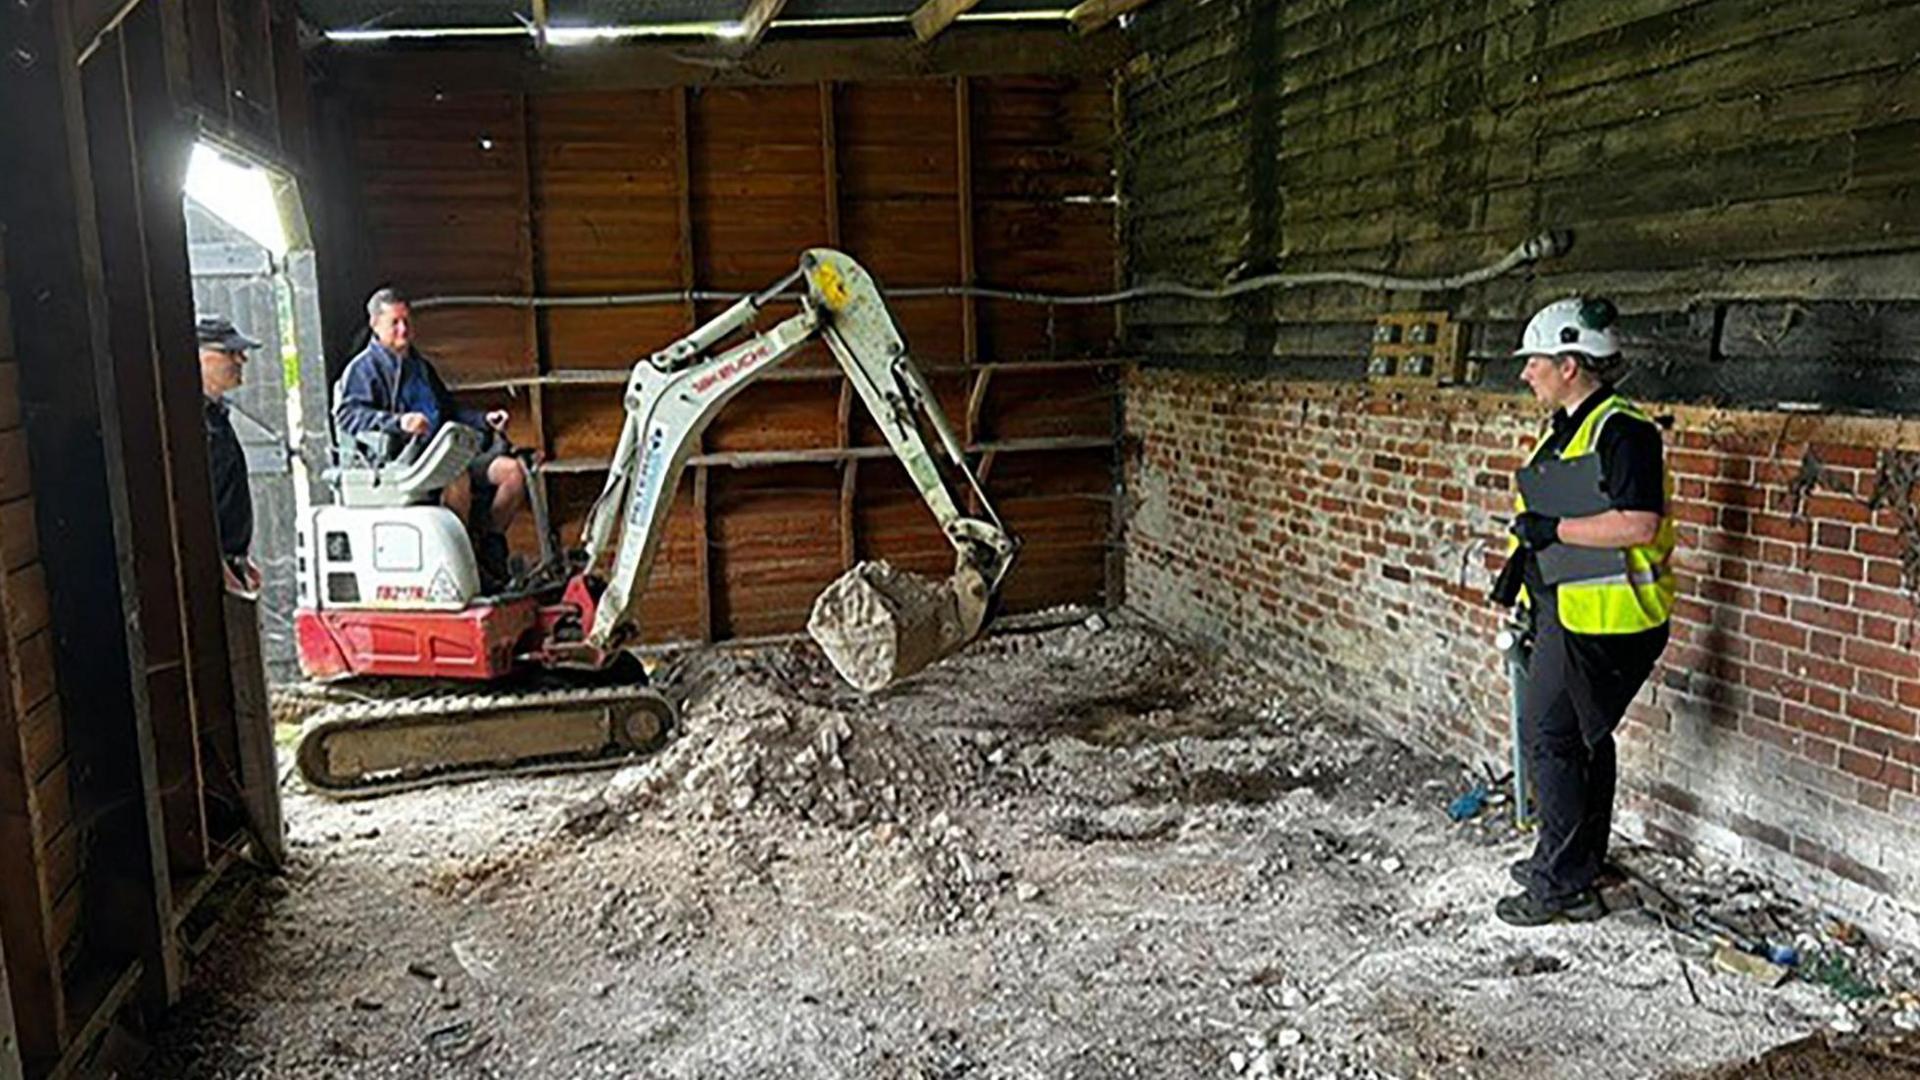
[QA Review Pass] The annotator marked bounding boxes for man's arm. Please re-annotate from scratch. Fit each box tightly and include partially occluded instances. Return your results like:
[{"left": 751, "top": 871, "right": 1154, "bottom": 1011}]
[
  {"left": 333, "top": 355, "right": 404, "bottom": 436},
  {"left": 1558, "top": 509, "right": 1662, "bottom": 548}
]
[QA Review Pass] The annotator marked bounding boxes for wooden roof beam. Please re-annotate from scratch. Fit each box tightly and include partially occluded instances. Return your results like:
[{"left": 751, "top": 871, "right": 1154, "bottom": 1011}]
[
  {"left": 734, "top": 0, "right": 790, "bottom": 50},
  {"left": 911, "top": 0, "right": 982, "bottom": 43},
  {"left": 1066, "top": 0, "right": 1158, "bottom": 34}
]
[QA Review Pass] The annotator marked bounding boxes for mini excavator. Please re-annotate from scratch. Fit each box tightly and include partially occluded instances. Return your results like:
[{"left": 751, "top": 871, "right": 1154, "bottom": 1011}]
[{"left": 292, "top": 250, "right": 1018, "bottom": 796}]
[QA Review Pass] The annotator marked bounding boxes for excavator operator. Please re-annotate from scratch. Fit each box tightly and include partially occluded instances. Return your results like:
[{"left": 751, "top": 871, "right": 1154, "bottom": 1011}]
[{"left": 333, "top": 286, "right": 530, "bottom": 588}]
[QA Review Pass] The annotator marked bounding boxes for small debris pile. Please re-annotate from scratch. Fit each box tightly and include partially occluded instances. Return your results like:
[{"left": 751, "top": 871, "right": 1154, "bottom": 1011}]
[{"left": 597, "top": 648, "right": 977, "bottom": 830}]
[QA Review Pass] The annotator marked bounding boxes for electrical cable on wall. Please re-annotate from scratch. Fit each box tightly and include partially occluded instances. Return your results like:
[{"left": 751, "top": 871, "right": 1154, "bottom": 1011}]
[{"left": 410, "top": 230, "right": 1572, "bottom": 312}]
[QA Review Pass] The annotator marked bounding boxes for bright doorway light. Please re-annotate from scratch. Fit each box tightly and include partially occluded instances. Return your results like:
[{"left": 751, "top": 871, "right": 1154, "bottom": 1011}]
[{"left": 185, "top": 142, "right": 288, "bottom": 256}]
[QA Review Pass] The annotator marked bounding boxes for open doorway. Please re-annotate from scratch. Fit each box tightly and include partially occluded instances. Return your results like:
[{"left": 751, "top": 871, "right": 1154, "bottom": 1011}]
[{"left": 184, "top": 140, "right": 328, "bottom": 684}]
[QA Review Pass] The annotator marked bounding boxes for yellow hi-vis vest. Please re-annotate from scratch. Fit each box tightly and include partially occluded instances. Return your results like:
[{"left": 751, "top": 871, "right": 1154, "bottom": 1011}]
[{"left": 1516, "top": 394, "right": 1678, "bottom": 635}]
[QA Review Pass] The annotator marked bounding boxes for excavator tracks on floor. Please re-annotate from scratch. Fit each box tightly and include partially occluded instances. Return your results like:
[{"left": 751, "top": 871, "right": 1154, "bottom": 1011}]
[{"left": 294, "top": 684, "right": 675, "bottom": 799}]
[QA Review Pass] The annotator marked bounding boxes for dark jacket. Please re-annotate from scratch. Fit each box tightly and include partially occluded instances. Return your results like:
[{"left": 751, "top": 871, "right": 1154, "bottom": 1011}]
[
  {"left": 332, "top": 340, "right": 487, "bottom": 441},
  {"left": 204, "top": 397, "right": 252, "bottom": 561}
]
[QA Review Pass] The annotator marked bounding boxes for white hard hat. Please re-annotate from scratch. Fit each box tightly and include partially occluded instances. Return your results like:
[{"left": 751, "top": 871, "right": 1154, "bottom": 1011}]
[{"left": 1514, "top": 297, "right": 1620, "bottom": 359}]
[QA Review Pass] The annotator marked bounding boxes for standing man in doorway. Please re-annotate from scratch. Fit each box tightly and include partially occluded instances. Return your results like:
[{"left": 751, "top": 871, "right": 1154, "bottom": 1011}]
[
  {"left": 199, "top": 313, "right": 264, "bottom": 595},
  {"left": 332, "top": 287, "right": 529, "bottom": 587},
  {"left": 1497, "top": 297, "right": 1677, "bottom": 926}
]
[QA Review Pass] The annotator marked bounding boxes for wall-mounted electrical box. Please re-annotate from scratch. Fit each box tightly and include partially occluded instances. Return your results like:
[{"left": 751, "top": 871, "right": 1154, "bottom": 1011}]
[{"left": 1367, "top": 311, "right": 1467, "bottom": 387}]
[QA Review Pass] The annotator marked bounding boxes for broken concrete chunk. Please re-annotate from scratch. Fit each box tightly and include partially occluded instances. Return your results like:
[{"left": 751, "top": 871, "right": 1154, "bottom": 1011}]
[{"left": 808, "top": 560, "right": 988, "bottom": 693}]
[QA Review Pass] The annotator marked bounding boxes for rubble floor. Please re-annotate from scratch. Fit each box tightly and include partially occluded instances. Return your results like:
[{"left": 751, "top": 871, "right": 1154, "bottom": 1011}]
[{"left": 142, "top": 616, "right": 1920, "bottom": 1079}]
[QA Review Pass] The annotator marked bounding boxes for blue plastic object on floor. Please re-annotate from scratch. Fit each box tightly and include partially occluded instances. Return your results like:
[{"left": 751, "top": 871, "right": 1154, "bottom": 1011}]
[{"left": 1447, "top": 784, "right": 1489, "bottom": 822}]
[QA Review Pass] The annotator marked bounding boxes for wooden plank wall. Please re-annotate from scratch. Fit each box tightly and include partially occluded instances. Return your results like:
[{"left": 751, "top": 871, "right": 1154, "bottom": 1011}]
[
  {"left": 1, "top": 0, "right": 302, "bottom": 1072},
  {"left": 326, "top": 70, "right": 1122, "bottom": 641},
  {"left": 1120, "top": 0, "right": 1920, "bottom": 408},
  {"left": 0, "top": 235, "right": 80, "bottom": 1069}
]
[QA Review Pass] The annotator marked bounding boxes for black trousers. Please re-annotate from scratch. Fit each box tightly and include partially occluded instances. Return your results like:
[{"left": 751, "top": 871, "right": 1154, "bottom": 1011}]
[{"left": 1518, "top": 601, "right": 1667, "bottom": 904}]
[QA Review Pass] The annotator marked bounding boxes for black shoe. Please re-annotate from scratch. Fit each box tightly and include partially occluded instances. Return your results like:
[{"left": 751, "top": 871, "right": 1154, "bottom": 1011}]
[
  {"left": 1495, "top": 889, "right": 1605, "bottom": 927},
  {"left": 1508, "top": 860, "right": 1533, "bottom": 889}
]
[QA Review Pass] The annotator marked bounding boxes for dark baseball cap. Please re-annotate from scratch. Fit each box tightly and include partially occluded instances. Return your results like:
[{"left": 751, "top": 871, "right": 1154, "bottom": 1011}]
[{"left": 196, "top": 314, "right": 263, "bottom": 353}]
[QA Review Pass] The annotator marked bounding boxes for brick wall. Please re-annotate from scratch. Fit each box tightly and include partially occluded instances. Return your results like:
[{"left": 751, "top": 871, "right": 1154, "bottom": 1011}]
[{"left": 1126, "top": 368, "right": 1920, "bottom": 941}]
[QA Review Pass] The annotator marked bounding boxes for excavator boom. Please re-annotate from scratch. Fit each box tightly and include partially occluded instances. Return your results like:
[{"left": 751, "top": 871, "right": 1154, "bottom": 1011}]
[{"left": 576, "top": 249, "right": 1016, "bottom": 684}]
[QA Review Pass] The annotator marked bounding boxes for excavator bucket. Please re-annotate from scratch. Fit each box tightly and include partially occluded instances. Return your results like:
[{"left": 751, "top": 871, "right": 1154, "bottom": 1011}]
[{"left": 808, "top": 559, "right": 991, "bottom": 693}]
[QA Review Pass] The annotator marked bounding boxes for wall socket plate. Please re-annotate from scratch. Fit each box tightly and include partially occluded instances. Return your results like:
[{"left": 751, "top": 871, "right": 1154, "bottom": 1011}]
[{"left": 1367, "top": 311, "right": 1467, "bottom": 387}]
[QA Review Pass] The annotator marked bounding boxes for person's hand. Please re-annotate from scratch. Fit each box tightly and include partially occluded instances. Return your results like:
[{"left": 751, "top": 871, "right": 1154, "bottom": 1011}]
[
  {"left": 485, "top": 409, "right": 510, "bottom": 433},
  {"left": 1510, "top": 511, "right": 1561, "bottom": 551},
  {"left": 399, "top": 412, "right": 431, "bottom": 436},
  {"left": 244, "top": 559, "right": 263, "bottom": 594}
]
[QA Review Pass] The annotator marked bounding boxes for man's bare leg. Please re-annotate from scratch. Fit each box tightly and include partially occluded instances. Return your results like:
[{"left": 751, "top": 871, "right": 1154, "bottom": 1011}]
[{"left": 486, "top": 456, "right": 529, "bottom": 532}]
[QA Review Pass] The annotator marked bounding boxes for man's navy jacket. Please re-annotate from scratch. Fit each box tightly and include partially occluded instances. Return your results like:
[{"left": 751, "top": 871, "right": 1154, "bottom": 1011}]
[{"left": 333, "top": 340, "right": 488, "bottom": 440}]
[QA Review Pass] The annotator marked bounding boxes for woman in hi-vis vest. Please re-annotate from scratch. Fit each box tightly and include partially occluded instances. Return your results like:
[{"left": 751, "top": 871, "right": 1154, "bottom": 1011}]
[{"left": 1498, "top": 297, "right": 1677, "bottom": 927}]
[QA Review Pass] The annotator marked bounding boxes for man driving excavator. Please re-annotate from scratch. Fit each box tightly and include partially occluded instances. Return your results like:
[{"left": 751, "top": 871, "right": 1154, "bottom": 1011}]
[{"left": 333, "top": 287, "right": 530, "bottom": 588}]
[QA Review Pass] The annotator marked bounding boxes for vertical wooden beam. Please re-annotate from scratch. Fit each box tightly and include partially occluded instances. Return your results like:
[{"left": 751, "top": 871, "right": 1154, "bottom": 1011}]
[
  {"left": 820, "top": 81, "right": 840, "bottom": 248},
  {"left": 693, "top": 465, "right": 713, "bottom": 643},
  {"left": 520, "top": 93, "right": 548, "bottom": 458},
  {"left": 839, "top": 460, "right": 859, "bottom": 570},
  {"left": 678, "top": 88, "right": 710, "bottom": 642},
  {"left": 130, "top": 0, "right": 246, "bottom": 878},
  {"left": 955, "top": 77, "right": 978, "bottom": 367},
  {"left": 90, "top": 19, "right": 209, "bottom": 880},
  {"left": 674, "top": 86, "right": 697, "bottom": 331},
  {"left": 836, "top": 378, "right": 855, "bottom": 569},
  {"left": 0, "top": 0, "right": 179, "bottom": 1013}
]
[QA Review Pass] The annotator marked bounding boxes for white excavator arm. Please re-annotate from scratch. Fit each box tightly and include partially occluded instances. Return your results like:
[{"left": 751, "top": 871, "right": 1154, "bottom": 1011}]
[{"left": 573, "top": 249, "right": 1017, "bottom": 672}]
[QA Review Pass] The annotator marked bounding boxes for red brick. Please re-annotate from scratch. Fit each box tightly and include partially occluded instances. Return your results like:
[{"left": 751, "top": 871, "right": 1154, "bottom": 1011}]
[
  {"left": 1749, "top": 565, "right": 1812, "bottom": 597},
  {"left": 1808, "top": 443, "right": 1881, "bottom": 470},
  {"left": 1846, "top": 638, "right": 1919, "bottom": 679},
  {"left": 1859, "top": 613, "right": 1901, "bottom": 644},
  {"left": 1844, "top": 692, "right": 1917, "bottom": 736},
  {"left": 1852, "top": 585, "right": 1914, "bottom": 617},
  {"left": 1856, "top": 669, "right": 1897, "bottom": 704},
  {"left": 1788, "top": 599, "right": 1860, "bottom": 636},
  {"left": 1784, "top": 701, "right": 1851, "bottom": 743},
  {"left": 1816, "top": 577, "right": 1851, "bottom": 605},
  {"left": 1814, "top": 522, "right": 1854, "bottom": 550},
  {"left": 1801, "top": 549, "right": 1864, "bottom": 581},
  {"left": 1802, "top": 493, "right": 1874, "bottom": 524},
  {"left": 1749, "top": 514, "right": 1809, "bottom": 542},
  {"left": 1840, "top": 746, "right": 1913, "bottom": 792},
  {"left": 1866, "top": 559, "right": 1903, "bottom": 588},
  {"left": 1745, "top": 614, "right": 1808, "bottom": 650},
  {"left": 1855, "top": 528, "right": 1905, "bottom": 559}
]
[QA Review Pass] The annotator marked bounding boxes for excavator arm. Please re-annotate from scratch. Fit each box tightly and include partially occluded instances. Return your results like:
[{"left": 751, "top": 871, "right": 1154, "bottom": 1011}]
[{"left": 574, "top": 249, "right": 1017, "bottom": 682}]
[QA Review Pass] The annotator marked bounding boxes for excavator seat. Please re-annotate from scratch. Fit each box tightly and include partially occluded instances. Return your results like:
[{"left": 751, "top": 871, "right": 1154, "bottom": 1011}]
[{"left": 324, "top": 424, "right": 483, "bottom": 509}]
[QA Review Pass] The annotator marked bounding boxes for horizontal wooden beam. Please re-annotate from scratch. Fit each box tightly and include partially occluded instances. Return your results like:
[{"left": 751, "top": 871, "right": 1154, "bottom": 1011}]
[
  {"left": 315, "top": 28, "right": 1130, "bottom": 94},
  {"left": 452, "top": 358, "right": 1132, "bottom": 392},
  {"left": 911, "top": 0, "right": 981, "bottom": 42},
  {"left": 1067, "top": 0, "right": 1158, "bottom": 34},
  {"left": 544, "top": 434, "right": 1115, "bottom": 474}
]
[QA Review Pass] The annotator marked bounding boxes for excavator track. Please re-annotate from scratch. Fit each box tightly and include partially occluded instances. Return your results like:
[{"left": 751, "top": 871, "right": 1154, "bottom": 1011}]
[{"left": 295, "top": 684, "right": 675, "bottom": 799}]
